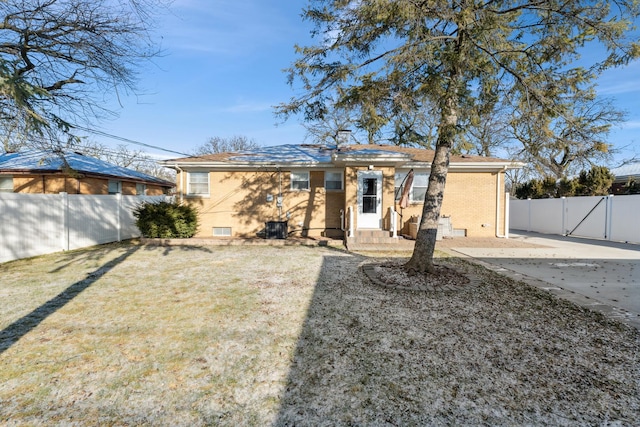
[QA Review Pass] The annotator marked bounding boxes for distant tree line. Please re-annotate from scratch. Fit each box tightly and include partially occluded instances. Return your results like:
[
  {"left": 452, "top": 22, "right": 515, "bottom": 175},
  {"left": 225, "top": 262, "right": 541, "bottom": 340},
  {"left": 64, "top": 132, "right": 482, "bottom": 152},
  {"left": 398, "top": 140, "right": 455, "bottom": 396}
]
[{"left": 513, "top": 166, "right": 640, "bottom": 199}]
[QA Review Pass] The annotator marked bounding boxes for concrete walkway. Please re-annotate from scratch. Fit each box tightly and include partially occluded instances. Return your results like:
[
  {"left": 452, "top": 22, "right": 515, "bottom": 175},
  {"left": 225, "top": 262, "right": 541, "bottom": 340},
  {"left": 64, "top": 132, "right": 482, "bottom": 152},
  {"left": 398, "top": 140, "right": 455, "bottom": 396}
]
[{"left": 446, "top": 231, "right": 640, "bottom": 330}]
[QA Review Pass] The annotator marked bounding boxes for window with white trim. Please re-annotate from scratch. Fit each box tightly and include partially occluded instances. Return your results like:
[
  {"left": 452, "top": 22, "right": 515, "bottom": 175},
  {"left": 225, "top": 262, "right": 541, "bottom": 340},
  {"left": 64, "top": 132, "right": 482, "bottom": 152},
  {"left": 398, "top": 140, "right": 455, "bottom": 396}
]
[
  {"left": 411, "top": 172, "right": 429, "bottom": 202},
  {"left": 290, "top": 171, "right": 309, "bottom": 190},
  {"left": 324, "top": 171, "right": 343, "bottom": 190},
  {"left": 213, "top": 227, "right": 232, "bottom": 236},
  {"left": 394, "top": 171, "right": 429, "bottom": 203},
  {"left": 108, "top": 180, "right": 122, "bottom": 194},
  {"left": 394, "top": 172, "right": 405, "bottom": 201},
  {"left": 0, "top": 176, "right": 13, "bottom": 192},
  {"left": 136, "top": 183, "right": 146, "bottom": 196},
  {"left": 187, "top": 172, "right": 209, "bottom": 196}
]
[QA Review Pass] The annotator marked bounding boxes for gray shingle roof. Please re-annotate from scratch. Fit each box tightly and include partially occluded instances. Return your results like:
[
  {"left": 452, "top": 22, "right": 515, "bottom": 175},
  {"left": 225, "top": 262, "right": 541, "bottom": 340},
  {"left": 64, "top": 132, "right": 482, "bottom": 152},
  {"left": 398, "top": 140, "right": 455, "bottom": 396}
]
[
  {"left": 165, "top": 143, "right": 515, "bottom": 166},
  {"left": 610, "top": 163, "right": 640, "bottom": 181}
]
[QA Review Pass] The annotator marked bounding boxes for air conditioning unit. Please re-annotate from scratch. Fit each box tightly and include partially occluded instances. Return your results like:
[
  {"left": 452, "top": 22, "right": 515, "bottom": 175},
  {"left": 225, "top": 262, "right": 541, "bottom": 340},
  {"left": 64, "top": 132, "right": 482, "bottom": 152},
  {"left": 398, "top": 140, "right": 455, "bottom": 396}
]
[{"left": 265, "top": 221, "right": 288, "bottom": 239}]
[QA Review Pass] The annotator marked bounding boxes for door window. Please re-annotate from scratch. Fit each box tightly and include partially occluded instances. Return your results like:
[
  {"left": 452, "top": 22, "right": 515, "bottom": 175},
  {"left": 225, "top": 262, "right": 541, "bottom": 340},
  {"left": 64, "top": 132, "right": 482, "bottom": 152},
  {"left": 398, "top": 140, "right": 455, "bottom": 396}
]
[{"left": 362, "top": 178, "right": 378, "bottom": 213}]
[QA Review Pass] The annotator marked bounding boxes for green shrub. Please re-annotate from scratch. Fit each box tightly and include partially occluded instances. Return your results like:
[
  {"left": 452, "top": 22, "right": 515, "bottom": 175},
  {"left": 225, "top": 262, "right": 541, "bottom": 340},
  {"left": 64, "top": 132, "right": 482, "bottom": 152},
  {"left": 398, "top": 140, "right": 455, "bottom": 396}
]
[{"left": 134, "top": 201, "right": 199, "bottom": 238}]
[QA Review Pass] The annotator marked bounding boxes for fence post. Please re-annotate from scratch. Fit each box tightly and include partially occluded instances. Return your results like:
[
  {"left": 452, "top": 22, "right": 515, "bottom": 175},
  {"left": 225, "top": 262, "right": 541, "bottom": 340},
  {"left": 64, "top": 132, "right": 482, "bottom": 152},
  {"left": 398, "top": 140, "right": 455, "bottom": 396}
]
[
  {"left": 561, "top": 197, "right": 567, "bottom": 236},
  {"left": 606, "top": 195, "right": 614, "bottom": 241},
  {"left": 504, "top": 192, "right": 510, "bottom": 239},
  {"left": 117, "top": 193, "right": 122, "bottom": 242},
  {"left": 527, "top": 198, "right": 531, "bottom": 232},
  {"left": 60, "top": 192, "right": 69, "bottom": 251}
]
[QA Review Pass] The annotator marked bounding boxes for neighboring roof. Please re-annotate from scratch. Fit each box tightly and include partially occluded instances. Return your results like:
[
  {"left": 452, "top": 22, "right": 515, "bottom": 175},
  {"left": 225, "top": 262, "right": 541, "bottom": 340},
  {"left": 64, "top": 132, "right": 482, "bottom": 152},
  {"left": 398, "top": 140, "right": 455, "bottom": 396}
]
[
  {"left": 610, "top": 163, "right": 640, "bottom": 182},
  {"left": 163, "top": 143, "right": 521, "bottom": 170},
  {"left": 0, "top": 151, "right": 174, "bottom": 187}
]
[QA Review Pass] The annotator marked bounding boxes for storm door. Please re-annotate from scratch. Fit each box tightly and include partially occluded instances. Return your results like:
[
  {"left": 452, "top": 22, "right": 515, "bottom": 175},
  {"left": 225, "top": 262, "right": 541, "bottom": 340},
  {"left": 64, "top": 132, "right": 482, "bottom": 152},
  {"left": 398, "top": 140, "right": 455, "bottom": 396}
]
[{"left": 357, "top": 171, "right": 382, "bottom": 229}]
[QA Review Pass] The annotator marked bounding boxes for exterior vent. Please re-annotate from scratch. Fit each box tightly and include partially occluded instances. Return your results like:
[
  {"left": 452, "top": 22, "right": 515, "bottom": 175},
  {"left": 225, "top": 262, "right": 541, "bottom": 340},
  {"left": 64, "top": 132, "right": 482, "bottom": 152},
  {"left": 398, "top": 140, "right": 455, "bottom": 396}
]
[{"left": 265, "top": 221, "right": 287, "bottom": 239}]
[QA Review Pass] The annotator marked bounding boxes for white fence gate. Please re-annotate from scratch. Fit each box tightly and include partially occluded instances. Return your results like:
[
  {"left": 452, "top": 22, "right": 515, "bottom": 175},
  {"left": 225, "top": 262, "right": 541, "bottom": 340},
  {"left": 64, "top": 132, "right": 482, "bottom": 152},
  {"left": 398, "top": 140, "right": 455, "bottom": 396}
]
[
  {"left": 510, "top": 194, "right": 640, "bottom": 244},
  {"left": 0, "top": 193, "right": 169, "bottom": 264}
]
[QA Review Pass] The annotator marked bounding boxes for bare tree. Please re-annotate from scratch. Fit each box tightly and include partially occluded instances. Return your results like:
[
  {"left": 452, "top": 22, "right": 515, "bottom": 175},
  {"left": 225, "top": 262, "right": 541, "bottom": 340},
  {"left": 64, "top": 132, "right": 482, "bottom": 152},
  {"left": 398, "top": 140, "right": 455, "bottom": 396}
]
[
  {"left": 0, "top": 0, "right": 167, "bottom": 149},
  {"left": 193, "top": 136, "right": 260, "bottom": 155},
  {"left": 509, "top": 89, "right": 625, "bottom": 180},
  {"left": 70, "top": 140, "right": 175, "bottom": 181}
]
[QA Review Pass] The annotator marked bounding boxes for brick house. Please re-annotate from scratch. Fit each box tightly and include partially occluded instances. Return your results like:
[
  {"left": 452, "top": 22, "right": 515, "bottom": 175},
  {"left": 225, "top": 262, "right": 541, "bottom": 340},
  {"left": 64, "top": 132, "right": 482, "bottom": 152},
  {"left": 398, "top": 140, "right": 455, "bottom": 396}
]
[
  {"left": 0, "top": 151, "right": 174, "bottom": 195},
  {"left": 610, "top": 163, "right": 640, "bottom": 195},
  {"left": 162, "top": 144, "right": 521, "bottom": 243}
]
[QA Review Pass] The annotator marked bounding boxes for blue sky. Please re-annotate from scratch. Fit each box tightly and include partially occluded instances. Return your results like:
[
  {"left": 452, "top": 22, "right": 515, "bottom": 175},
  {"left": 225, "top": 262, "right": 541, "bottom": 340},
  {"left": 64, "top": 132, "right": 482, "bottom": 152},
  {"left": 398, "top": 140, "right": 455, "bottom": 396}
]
[{"left": 91, "top": 0, "right": 639, "bottom": 165}]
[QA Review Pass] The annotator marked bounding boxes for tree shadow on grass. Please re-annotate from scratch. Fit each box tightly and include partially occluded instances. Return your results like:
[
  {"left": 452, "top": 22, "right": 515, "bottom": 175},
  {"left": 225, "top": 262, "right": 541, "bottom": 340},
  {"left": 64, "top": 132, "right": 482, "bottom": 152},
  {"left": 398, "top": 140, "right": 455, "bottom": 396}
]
[
  {"left": 0, "top": 245, "right": 141, "bottom": 355},
  {"left": 272, "top": 253, "right": 640, "bottom": 426},
  {"left": 46, "top": 241, "right": 213, "bottom": 274}
]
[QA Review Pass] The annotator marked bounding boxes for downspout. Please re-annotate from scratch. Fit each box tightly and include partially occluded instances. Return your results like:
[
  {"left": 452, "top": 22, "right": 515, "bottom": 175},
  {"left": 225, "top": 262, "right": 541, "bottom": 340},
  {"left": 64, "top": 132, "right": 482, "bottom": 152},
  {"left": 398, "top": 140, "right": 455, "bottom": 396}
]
[
  {"left": 496, "top": 166, "right": 508, "bottom": 238},
  {"left": 278, "top": 167, "right": 282, "bottom": 221},
  {"left": 175, "top": 165, "right": 184, "bottom": 204}
]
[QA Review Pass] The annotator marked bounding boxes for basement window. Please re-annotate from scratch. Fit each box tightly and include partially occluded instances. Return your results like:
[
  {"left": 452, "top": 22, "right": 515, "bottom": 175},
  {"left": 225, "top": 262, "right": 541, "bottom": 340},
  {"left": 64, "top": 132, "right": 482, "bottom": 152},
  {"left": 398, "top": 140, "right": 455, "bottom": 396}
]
[{"left": 213, "top": 227, "right": 232, "bottom": 237}]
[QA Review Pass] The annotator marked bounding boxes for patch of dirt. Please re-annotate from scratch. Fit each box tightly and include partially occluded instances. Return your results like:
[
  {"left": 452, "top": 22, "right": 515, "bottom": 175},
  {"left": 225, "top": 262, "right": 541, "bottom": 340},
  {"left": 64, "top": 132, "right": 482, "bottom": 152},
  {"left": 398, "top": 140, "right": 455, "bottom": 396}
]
[{"left": 369, "top": 260, "right": 472, "bottom": 290}]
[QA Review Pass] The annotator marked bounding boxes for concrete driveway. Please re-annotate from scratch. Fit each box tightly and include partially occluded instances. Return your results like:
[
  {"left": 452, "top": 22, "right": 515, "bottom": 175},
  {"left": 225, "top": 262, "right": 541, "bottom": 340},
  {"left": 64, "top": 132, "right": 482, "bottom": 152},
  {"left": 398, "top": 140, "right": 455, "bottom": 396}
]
[{"left": 447, "top": 231, "right": 640, "bottom": 330}]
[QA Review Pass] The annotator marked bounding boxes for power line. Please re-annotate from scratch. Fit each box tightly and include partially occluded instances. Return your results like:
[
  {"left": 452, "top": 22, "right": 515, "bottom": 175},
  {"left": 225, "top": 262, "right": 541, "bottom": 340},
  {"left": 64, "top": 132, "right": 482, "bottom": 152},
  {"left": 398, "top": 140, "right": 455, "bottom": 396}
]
[{"left": 71, "top": 124, "right": 192, "bottom": 158}]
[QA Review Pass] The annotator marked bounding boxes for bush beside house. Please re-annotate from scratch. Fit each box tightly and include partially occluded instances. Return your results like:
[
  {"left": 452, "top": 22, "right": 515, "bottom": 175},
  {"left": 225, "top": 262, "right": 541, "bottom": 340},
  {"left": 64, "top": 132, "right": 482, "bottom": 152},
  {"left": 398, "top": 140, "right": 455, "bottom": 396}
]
[{"left": 134, "top": 201, "right": 199, "bottom": 238}]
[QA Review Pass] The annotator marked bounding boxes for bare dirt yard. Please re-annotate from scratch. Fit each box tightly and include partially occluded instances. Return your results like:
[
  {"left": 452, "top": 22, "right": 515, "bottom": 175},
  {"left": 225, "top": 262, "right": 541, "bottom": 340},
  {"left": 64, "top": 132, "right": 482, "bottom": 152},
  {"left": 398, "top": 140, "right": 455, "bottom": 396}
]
[{"left": 1, "top": 241, "right": 638, "bottom": 426}]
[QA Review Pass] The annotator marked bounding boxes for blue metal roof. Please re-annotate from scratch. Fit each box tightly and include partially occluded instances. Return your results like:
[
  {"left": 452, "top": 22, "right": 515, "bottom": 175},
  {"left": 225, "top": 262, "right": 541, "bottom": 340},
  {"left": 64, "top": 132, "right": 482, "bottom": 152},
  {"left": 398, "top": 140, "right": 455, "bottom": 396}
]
[{"left": 0, "top": 151, "right": 173, "bottom": 186}]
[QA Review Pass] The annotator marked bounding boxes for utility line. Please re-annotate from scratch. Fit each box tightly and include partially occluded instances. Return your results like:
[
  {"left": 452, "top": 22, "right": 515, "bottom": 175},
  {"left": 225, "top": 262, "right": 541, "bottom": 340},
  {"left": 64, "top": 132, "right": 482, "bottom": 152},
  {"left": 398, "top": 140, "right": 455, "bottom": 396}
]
[{"left": 70, "top": 124, "right": 192, "bottom": 158}]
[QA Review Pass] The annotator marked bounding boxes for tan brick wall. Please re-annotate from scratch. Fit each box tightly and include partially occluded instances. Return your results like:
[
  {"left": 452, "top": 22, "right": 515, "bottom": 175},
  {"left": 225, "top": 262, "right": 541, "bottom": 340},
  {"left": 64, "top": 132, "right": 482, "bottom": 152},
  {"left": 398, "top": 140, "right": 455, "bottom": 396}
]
[
  {"left": 121, "top": 182, "right": 136, "bottom": 196},
  {"left": 80, "top": 178, "right": 108, "bottom": 194},
  {"left": 395, "top": 170, "right": 507, "bottom": 237},
  {"left": 146, "top": 185, "right": 166, "bottom": 196},
  {"left": 9, "top": 174, "right": 167, "bottom": 195},
  {"left": 181, "top": 169, "right": 346, "bottom": 238},
  {"left": 179, "top": 167, "right": 507, "bottom": 239},
  {"left": 12, "top": 175, "right": 108, "bottom": 194}
]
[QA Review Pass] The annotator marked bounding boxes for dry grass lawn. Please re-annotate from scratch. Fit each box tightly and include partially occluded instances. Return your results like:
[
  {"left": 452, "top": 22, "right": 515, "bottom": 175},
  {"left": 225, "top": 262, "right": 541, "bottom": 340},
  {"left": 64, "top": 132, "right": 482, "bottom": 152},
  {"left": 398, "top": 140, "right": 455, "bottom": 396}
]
[{"left": 0, "top": 242, "right": 638, "bottom": 426}]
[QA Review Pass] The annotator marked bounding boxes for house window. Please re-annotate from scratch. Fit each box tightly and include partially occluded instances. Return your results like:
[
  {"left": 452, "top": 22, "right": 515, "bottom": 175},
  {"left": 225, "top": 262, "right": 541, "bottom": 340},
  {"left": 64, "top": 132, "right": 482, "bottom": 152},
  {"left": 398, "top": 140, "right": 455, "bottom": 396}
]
[
  {"left": 291, "top": 171, "right": 309, "bottom": 190},
  {"left": 411, "top": 172, "right": 429, "bottom": 202},
  {"left": 136, "top": 183, "right": 147, "bottom": 196},
  {"left": 394, "top": 171, "right": 429, "bottom": 203},
  {"left": 213, "top": 227, "right": 232, "bottom": 237},
  {"left": 394, "top": 172, "right": 405, "bottom": 201},
  {"left": 187, "top": 172, "right": 209, "bottom": 196},
  {"left": 108, "top": 180, "right": 122, "bottom": 194},
  {"left": 325, "top": 171, "right": 343, "bottom": 190},
  {"left": 0, "top": 176, "right": 13, "bottom": 192}
]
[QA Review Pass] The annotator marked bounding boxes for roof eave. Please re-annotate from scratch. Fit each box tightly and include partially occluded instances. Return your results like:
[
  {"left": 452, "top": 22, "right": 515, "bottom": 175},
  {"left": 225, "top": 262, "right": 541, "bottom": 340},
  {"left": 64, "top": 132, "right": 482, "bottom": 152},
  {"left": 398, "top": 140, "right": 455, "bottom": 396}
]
[
  {"left": 162, "top": 160, "right": 335, "bottom": 169},
  {"left": 331, "top": 152, "right": 413, "bottom": 167}
]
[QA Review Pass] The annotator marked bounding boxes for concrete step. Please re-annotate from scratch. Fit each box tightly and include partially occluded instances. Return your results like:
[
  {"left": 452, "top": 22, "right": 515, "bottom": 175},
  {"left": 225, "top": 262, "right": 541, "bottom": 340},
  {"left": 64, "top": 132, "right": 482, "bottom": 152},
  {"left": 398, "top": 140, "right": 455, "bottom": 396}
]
[{"left": 346, "top": 230, "right": 416, "bottom": 250}]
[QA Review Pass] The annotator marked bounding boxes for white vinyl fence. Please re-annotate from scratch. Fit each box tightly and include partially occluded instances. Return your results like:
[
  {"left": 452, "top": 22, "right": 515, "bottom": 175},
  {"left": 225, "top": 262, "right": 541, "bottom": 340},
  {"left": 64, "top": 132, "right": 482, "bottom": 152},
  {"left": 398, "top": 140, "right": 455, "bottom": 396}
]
[
  {"left": 0, "top": 193, "right": 169, "bottom": 264},
  {"left": 510, "top": 194, "right": 640, "bottom": 244}
]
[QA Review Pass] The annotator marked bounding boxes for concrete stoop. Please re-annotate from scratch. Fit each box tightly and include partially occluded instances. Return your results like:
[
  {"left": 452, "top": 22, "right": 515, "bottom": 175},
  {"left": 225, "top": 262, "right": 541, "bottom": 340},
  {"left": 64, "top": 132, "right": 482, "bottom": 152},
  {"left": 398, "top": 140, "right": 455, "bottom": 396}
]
[{"left": 346, "top": 230, "right": 416, "bottom": 251}]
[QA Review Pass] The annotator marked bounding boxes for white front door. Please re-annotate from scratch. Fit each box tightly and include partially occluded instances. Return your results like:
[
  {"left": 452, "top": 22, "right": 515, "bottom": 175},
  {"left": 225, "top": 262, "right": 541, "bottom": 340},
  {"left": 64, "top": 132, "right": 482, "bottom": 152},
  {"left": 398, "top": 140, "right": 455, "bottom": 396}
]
[{"left": 357, "top": 170, "right": 383, "bottom": 229}]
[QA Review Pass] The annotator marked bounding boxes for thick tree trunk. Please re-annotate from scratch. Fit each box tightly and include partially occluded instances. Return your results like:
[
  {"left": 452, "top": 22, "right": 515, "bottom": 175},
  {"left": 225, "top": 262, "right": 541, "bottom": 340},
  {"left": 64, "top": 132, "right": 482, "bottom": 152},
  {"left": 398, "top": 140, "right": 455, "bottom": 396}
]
[{"left": 405, "top": 95, "right": 458, "bottom": 275}]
